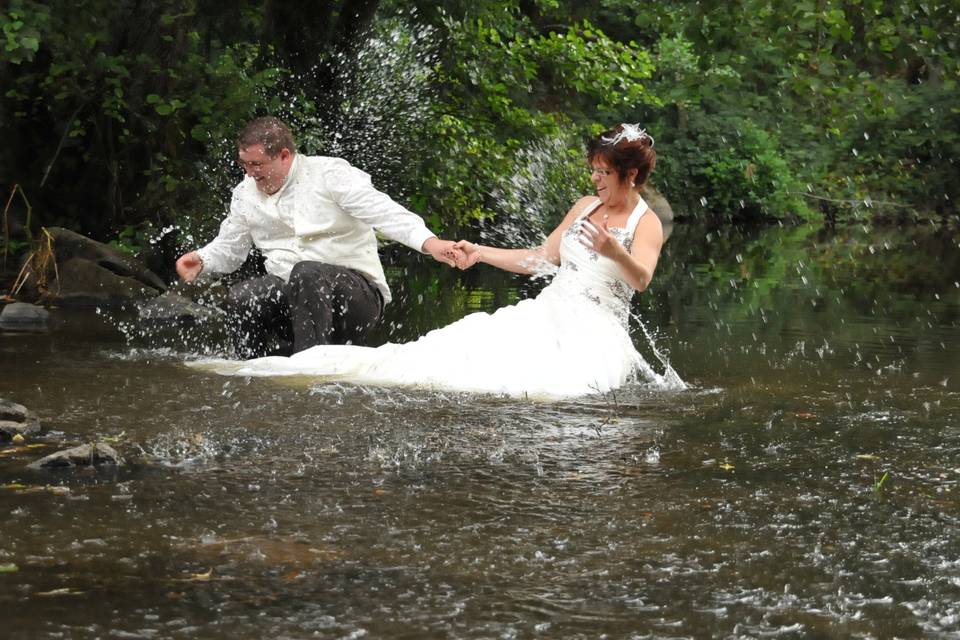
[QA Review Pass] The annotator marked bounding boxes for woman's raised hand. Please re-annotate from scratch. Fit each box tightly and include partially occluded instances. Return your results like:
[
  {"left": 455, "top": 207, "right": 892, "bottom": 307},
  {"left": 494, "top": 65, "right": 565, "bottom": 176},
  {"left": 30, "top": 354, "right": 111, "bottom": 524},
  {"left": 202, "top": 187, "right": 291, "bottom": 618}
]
[
  {"left": 578, "top": 216, "right": 622, "bottom": 260},
  {"left": 452, "top": 240, "right": 483, "bottom": 270}
]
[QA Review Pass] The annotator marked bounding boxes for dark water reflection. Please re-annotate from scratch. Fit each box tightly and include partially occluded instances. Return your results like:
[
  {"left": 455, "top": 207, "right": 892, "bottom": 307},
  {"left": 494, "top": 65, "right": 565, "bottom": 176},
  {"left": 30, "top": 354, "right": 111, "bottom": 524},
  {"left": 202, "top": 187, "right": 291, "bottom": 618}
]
[{"left": 2, "top": 222, "right": 959, "bottom": 638}]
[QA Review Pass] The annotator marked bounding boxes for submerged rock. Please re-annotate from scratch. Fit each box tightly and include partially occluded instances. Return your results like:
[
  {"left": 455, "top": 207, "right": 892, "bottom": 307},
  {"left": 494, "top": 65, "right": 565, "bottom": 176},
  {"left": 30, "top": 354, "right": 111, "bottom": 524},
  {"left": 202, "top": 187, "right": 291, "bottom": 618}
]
[
  {"left": 15, "top": 227, "right": 166, "bottom": 307},
  {"left": 134, "top": 290, "right": 231, "bottom": 352},
  {"left": 0, "top": 302, "right": 50, "bottom": 329},
  {"left": 28, "top": 443, "right": 122, "bottom": 470},
  {"left": 0, "top": 398, "right": 42, "bottom": 440},
  {"left": 138, "top": 292, "right": 225, "bottom": 324}
]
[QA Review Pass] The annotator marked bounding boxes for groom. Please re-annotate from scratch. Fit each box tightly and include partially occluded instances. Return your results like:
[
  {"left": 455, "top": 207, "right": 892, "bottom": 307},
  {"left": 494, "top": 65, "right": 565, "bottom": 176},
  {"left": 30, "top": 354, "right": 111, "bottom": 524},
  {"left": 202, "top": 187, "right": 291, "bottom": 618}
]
[{"left": 176, "top": 116, "right": 462, "bottom": 358}]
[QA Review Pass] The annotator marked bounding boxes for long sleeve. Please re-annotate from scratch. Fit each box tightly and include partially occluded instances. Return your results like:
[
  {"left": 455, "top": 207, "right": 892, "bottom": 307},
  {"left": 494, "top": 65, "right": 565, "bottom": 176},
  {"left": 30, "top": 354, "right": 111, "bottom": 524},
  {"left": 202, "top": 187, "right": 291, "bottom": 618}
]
[
  {"left": 195, "top": 193, "right": 255, "bottom": 276},
  {"left": 324, "top": 162, "right": 435, "bottom": 252}
]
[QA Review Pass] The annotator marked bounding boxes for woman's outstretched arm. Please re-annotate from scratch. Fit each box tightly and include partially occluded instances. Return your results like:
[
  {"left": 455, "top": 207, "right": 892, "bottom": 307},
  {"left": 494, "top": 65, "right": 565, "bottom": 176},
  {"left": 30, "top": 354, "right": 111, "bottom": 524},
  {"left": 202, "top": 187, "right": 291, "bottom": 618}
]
[{"left": 454, "top": 197, "right": 597, "bottom": 274}]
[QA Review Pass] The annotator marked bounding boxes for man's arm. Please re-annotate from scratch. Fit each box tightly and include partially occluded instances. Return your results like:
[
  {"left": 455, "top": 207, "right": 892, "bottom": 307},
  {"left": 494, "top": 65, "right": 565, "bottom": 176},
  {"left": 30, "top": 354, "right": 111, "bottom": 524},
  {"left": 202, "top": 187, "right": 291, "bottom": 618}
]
[
  {"left": 178, "top": 192, "right": 255, "bottom": 281},
  {"left": 326, "top": 161, "right": 444, "bottom": 253}
]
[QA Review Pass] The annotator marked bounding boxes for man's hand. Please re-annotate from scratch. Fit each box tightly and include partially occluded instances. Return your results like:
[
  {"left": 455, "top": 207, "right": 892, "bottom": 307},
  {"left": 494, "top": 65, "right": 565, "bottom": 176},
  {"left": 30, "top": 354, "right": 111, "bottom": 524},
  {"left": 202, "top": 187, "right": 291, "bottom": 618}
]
[
  {"left": 452, "top": 240, "right": 482, "bottom": 270},
  {"left": 175, "top": 251, "right": 204, "bottom": 282},
  {"left": 422, "top": 237, "right": 464, "bottom": 268}
]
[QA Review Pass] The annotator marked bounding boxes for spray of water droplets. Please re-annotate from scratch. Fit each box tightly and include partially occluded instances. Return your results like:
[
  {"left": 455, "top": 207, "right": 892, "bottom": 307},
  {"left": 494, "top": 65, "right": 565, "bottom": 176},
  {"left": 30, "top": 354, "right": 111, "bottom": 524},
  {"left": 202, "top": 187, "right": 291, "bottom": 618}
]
[
  {"left": 299, "top": 17, "right": 439, "bottom": 195},
  {"left": 183, "top": 11, "right": 440, "bottom": 248},
  {"left": 483, "top": 132, "right": 587, "bottom": 258}
]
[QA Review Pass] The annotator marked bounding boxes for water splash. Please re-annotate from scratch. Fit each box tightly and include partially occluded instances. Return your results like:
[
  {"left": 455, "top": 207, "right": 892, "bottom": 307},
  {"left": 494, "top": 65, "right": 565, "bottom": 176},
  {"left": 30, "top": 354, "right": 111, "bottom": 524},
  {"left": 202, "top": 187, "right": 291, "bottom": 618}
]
[
  {"left": 136, "top": 427, "right": 273, "bottom": 468},
  {"left": 185, "top": 11, "right": 440, "bottom": 247},
  {"left": 484, "top": 132, "right": 587, "bottom": 255},
  {"left": 630, "top": 310, "right": 686, "bottom": 390},
  {"left": 297, "top": 13, "right": 439, "bottom": 194}
]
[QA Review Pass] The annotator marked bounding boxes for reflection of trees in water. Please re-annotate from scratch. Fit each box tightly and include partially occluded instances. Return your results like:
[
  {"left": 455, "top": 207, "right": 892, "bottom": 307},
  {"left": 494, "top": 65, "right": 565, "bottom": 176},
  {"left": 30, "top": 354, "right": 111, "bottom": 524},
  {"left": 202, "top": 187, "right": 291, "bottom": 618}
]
[
  {"left": 646, "top": 222, "right": 959, "bottom": 383},
  {"left": 373, "top": 244, "right": 538, "bottom": 346}
]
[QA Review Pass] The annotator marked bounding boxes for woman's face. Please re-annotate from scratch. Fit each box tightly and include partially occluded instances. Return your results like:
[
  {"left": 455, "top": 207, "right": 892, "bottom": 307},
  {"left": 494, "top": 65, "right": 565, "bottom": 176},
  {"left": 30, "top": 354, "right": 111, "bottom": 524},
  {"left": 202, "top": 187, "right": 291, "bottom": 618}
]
[{"left": 589, "top": 157, "right": 632, "bottom": 206}]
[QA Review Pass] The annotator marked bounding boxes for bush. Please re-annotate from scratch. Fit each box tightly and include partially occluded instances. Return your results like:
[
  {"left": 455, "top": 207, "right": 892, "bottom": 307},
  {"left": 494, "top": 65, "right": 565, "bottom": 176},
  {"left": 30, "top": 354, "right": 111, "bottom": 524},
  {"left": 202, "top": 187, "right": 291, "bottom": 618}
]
[{"left": 656, "top": 113, "right": 816, "bottom": 222}]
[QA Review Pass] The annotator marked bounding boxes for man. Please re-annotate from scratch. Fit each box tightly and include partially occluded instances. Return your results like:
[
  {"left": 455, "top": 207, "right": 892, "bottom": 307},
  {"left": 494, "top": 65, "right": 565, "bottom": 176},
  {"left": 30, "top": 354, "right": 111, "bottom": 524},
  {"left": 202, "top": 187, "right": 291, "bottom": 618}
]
[{"left": 176, "top": 116, "right": 461, "bottom": 358}]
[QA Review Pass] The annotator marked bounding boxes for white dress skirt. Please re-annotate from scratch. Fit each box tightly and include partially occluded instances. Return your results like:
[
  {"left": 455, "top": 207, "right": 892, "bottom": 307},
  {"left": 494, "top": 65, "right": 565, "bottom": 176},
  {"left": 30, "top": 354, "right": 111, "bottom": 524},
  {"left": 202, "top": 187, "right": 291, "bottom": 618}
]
[{"left": 191, "top": 198, "right": 675, "bottom": 399}]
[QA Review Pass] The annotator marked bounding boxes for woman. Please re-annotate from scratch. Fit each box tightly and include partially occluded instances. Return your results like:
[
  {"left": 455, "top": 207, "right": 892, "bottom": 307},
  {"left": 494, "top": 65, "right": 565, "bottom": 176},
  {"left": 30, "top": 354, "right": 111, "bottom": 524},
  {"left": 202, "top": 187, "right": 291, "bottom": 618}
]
[{"left": 194, "top": 124, "right": 676, "bottom": 398}]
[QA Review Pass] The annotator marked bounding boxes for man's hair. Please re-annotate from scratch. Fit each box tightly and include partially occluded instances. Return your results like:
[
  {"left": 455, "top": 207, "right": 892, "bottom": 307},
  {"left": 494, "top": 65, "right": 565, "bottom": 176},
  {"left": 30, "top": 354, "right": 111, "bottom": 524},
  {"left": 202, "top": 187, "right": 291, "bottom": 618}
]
[{"left": 237, "top": 116, "right": 297, "bottom": 156}]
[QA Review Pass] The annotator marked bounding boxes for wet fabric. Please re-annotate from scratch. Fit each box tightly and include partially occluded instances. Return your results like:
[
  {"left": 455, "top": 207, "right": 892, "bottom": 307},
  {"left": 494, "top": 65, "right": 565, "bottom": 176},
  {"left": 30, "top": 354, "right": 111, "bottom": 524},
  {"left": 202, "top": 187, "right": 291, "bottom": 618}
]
[{"left": 225, "top": 261, "right": 382, "bottom": 358}]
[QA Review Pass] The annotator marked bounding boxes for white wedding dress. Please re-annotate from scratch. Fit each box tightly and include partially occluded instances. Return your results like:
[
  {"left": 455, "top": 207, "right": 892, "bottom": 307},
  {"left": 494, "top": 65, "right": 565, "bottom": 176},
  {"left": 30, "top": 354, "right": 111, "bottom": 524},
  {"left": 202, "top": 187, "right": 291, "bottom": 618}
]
[{"left": 191, "top": 197, "right": 677, "bottom": 398}]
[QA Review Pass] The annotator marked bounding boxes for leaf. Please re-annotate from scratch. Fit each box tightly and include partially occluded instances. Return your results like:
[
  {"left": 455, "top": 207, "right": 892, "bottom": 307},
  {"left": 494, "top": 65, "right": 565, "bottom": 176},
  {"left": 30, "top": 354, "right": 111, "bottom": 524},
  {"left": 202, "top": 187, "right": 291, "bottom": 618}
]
[
  {"left": 10, "top": 485, "right": 70, "bottom": 496},
  {"left": 35, "top": 588, "right": 84, "bottom": 597},
  {"left": 185, "top": 569, "right": 213, "bottom": 581},
  {"left": 100, "top": 431, "right": 126, "bottom": 444},
  {"left": 0, "top": 563, "right": 18, "bottom": 573}
]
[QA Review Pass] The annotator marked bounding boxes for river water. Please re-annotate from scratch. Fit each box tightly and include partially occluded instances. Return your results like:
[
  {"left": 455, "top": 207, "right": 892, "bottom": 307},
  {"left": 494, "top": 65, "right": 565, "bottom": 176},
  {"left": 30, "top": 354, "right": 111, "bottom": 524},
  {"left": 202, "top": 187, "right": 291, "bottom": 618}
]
[{"left": 2, "top": 221, "right": 959, "bottom": 639}]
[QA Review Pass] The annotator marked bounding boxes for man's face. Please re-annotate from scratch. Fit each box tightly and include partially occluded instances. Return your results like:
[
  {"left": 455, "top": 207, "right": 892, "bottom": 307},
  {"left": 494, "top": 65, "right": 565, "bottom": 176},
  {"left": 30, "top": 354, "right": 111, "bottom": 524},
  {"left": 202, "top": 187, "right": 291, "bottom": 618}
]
[{"left": 238, "top": 144, "right": 291, "bottom": 195}]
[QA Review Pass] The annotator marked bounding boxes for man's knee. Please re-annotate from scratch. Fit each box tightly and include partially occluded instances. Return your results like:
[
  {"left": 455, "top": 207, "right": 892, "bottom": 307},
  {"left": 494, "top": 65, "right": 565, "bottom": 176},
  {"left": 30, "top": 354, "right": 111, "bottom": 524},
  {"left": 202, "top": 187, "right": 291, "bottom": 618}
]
[
  {"left": 288, "top": 261, "right": 342, "bottom": 293},
  {"left": 225, "top": 283, "right": 249, "bottom": 309},
  {"left": 226, "top": 276, "right": 284, "bottom": 311}
]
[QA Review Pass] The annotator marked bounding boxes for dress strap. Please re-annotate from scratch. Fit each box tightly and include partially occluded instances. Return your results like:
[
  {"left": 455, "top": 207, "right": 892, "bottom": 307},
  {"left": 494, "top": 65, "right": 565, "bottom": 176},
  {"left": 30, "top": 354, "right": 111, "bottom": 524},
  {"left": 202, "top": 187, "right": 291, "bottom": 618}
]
[
  {"left": 624, "top": 195, "right": 650, "bottom": 234},
  {"left": 578, "top": 197, "right": 603, "bottom": 219}
]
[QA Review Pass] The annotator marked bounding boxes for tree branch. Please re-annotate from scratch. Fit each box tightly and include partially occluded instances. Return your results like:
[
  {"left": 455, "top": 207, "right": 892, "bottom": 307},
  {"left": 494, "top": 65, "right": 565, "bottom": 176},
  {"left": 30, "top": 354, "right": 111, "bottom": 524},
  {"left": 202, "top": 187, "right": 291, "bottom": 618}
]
[{"left": 40, "top": 103, "right": 86, "bottom": 189}]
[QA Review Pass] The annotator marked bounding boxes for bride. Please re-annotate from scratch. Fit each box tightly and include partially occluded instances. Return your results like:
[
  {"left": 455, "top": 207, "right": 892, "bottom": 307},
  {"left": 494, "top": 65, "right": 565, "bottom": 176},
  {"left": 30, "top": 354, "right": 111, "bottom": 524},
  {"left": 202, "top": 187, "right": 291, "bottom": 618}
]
[{"left": 193, "top": 124, "right": 677, "bottom": 398}]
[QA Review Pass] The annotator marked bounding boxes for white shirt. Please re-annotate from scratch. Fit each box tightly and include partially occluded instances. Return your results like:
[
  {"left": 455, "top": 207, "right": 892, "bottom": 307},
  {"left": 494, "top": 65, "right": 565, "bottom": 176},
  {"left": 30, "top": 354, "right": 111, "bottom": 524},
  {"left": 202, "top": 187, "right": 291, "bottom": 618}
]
[{"left": 196, "top": 154, "right": 436, "bottom": 304}]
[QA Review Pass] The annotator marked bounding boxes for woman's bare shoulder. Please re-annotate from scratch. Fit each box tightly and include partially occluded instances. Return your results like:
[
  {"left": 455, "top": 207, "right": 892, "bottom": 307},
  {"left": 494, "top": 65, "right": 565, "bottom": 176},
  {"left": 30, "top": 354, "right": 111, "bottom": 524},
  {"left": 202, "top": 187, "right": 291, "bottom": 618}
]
[{"left": 562, "top": 196, "right": 599, "bottom": 221}]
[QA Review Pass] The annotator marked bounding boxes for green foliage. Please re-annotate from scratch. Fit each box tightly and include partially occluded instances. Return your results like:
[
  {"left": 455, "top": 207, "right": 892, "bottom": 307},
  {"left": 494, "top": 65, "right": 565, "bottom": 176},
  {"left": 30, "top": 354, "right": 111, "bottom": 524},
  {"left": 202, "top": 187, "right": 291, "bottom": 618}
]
[
  {"left": 1, "top": 184, "right": 34, "bottom": 271},
  {"left": 0, "top": 0, "right": 298, "bottom": 249},
  {"left": 107, "top": 222, "right": 154, "bottom": 257},
  {"left": 660, "top": 114, "right": 815, "bottom": 222},
  {"left": 2, "top": 0, "right": 957, "bottom": 264},
  {"left": 874, "top": 471, "right": 890, "bottom": 494},
  {"left": 621, "top": 0, "right": 959, "bottom": 221},
  {"left": 417, "top": 8, "right": 656, "bottom": 231},
  {"left": 0, "top": 1, "right": 48, "bottom": 65}
]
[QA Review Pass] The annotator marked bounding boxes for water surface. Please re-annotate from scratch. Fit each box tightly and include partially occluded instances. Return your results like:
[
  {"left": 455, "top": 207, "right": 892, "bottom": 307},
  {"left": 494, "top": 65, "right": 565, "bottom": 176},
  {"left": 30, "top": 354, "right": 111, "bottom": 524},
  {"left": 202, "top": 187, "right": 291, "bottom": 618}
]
[{"left": 2, "top": 222, "right": 959, "bottom": 638}]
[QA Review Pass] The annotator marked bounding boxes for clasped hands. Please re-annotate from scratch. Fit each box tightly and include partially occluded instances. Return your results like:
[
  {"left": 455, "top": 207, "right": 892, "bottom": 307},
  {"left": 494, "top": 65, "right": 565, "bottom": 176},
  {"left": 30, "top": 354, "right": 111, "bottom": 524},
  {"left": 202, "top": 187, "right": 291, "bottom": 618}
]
[{"left": 422, "top": 238, "right": 480, "bottom": 270}]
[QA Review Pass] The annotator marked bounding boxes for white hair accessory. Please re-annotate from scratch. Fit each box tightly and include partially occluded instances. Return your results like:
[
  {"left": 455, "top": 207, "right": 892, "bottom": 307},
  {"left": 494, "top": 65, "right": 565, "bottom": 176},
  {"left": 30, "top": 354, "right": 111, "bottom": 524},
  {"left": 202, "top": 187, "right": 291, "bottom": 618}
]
[{"left": 601, "top": 123, "right": 654, "bottom": 147}]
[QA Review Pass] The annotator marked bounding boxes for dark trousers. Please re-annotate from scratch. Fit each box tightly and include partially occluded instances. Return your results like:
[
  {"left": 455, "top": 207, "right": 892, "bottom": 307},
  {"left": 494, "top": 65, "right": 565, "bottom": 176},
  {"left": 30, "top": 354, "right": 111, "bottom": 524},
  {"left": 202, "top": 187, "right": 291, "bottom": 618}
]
[{"left": 225, "top": 261, "right": 383, "bottom": 359}]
